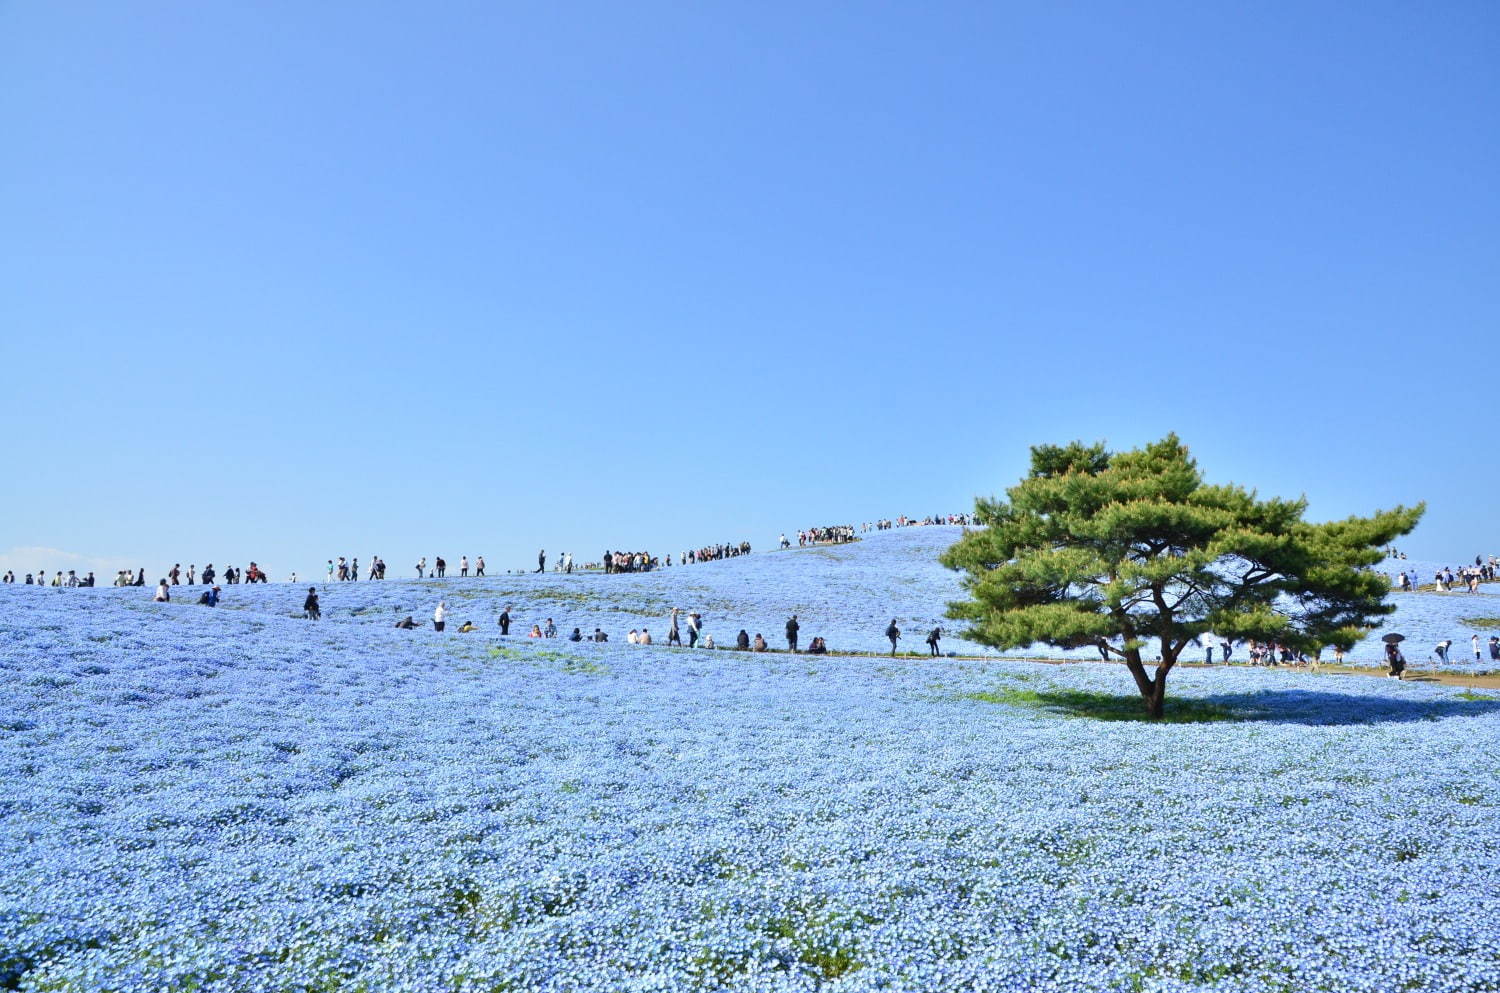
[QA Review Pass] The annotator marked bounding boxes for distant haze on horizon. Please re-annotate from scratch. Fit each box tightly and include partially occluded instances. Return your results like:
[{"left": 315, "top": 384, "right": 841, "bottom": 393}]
[{"left": 2, "top": 1, "right": 1494, "bottom": 581}]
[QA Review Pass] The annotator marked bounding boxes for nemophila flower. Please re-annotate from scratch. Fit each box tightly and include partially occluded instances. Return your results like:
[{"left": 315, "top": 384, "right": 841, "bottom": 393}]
[{"left": 0, "top": 531, "right": 1498, "bottom": 990}]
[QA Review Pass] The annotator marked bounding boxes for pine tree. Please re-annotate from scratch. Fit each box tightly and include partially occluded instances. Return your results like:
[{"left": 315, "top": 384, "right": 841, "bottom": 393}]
[{"left": 941, "top": 435, "right": 1423, "bottom": 719}]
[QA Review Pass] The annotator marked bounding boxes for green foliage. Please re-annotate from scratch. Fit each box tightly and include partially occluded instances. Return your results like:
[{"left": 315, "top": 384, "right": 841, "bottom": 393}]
[
  {"left": 1460, "top": 617, "right": 1500, "bottom": 629},
  {"left": 942, "top": 434, "right": 1422, "bottom": 716}
]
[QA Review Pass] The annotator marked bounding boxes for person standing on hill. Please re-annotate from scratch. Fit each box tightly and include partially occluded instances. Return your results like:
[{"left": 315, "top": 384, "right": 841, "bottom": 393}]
[
  {"left": 926, "top": 627, "right": 942, "bottom": 656},
  {"left": 667, "top": 608, "right": 682, "bottom": 646},
  {"left": 885, "top": 620, "right": 901, "bottom": 656},
  {"left": 433, "top": 601, "right": 448, "bottom": 632},
  {"left": 1473, "top": 634, "right": 1482, "bottom": 661},
  {"left": 563, "top": 552, "right": 573, "bottom": 574},
  {"left": 416, "top": 557, "right": 426, "bottom": 578},
  {"left": 303, "top": 587, "right": 320, "bottom": 620},
  {"left": 498, "top": 605, "right": 512, "bottom": 635},
  {"left": 187, "top": 564, "right": 196, "bottom": 584},
  {"left": 435, "top": 556, "right": 446, "bottom": 578},
  {"left": 1435, "top": 639, "right": 1452, "bottom": 665},
  {"left": 537, "top": 549, "right": 546, "bottom": 573},
  {"left": 785, "top": 614, "right": 800, "bottom": 653},
  {"left": 475, "top": 555, "right": 485, "bottom": 577},
  {"left": 687, "top": 611, "right": 702, "bottom": 648},
  {"left": 460, "top": 555, "right": 469, "bottom": 578}
]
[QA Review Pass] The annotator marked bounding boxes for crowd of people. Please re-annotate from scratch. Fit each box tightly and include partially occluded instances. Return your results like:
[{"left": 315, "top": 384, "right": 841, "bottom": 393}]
[
  {"left": 325, "top": 556, "right": 393, "bottom": 581},
  {"left": 6, "top": 570, "right": 102, "bottom": 586},
  {"left": 680, "top": 541, "right": 752, "bottom": 566},
  {"left": 1395, "top": 558, "right": 1499, "bottom": 593},
  {"left": 0, "top": 561, "right": 276, "bottom": 586},
  {"left": 5, "top": 510, "right": 979, "bottom": 590},
  {"left": 603, "top": 550, "right": 653, "bottom": 573},
  {"left": 366, "top": 599, "right": 944, "bottom": 664},
  {"left": 592, "top": 541, "right": 754, "bottom": 573},
  {"left": 789, "top": 527, "right": 857, "bottom": 546},
  {"left": 864, "top": 514, "right": 977, "bottom": 531},
  {"left": 379, "top": 599, "right": 903, "bottom": 658}
]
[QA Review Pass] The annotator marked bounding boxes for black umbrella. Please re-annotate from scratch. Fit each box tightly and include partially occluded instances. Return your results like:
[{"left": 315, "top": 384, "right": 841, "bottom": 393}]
[{"left": 1381, "top": 633, "right": 1405, "bottom": 644}]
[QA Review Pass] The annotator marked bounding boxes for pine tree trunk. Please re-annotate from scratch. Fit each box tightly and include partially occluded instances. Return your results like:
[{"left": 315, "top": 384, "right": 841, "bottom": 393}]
[
  {"left": 1145, "top": 676, "right": 1166, "bottom": 720},
  {"left": 1123, "top": 649, "right": 1171, "bottom": 720}
]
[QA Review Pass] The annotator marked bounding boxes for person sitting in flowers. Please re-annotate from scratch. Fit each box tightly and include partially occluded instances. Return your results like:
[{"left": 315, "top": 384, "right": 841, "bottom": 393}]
[
  {"left": 457, "top": 621, "right": 477, "bottom": 633},
  {"left": 806, "top": 637, "right": 828, "bottom": 655},
  {"left": 528, "top": 624, "right": 543, "bottom": 638},
  {"left": 153, "top": 579, "right": 170, "bottom": 602},
  {"left": 752, "top": 633, "right": 768, "bottom": 652},
  {"left": 394, "top": 615, "right": 416, "bottom": 629}
]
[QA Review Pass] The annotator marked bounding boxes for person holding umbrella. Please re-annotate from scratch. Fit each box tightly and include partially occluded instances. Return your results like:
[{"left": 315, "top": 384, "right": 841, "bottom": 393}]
[{"left": 1382, "top": 633, "right": 1406, "bottom": 678}]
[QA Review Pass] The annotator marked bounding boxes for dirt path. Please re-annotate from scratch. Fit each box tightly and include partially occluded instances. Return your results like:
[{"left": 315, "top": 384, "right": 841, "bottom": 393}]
[{"left": 1289, "top": 663, "right": 1500, "bottom": 690}]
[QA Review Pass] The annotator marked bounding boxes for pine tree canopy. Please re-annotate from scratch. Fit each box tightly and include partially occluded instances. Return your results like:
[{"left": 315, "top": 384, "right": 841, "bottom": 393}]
[{"left": 940, "top": 434, "right": 1424, "bottom": 718}]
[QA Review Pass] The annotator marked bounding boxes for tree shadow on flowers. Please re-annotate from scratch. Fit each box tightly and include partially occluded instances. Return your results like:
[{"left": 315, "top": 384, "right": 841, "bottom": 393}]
[{"left": 967, "top": 686, "right": 1500, "bottom": 726}]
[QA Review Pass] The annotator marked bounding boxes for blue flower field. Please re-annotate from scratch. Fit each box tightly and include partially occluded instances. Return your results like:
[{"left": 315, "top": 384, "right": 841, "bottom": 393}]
[{"left": 3, "top": 528, "right": 1499, "bottom": 991}]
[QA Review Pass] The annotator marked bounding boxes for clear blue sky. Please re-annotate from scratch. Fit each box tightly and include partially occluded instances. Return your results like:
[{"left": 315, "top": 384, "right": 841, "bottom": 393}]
[{"left": 2, "top": 1, "right": 1496, "bottom": 580}]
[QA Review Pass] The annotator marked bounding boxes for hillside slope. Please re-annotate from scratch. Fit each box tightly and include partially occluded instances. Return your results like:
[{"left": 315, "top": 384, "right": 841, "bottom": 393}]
[{"left": 48, "top": 527, "right": 1499, "bottom": 668}]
